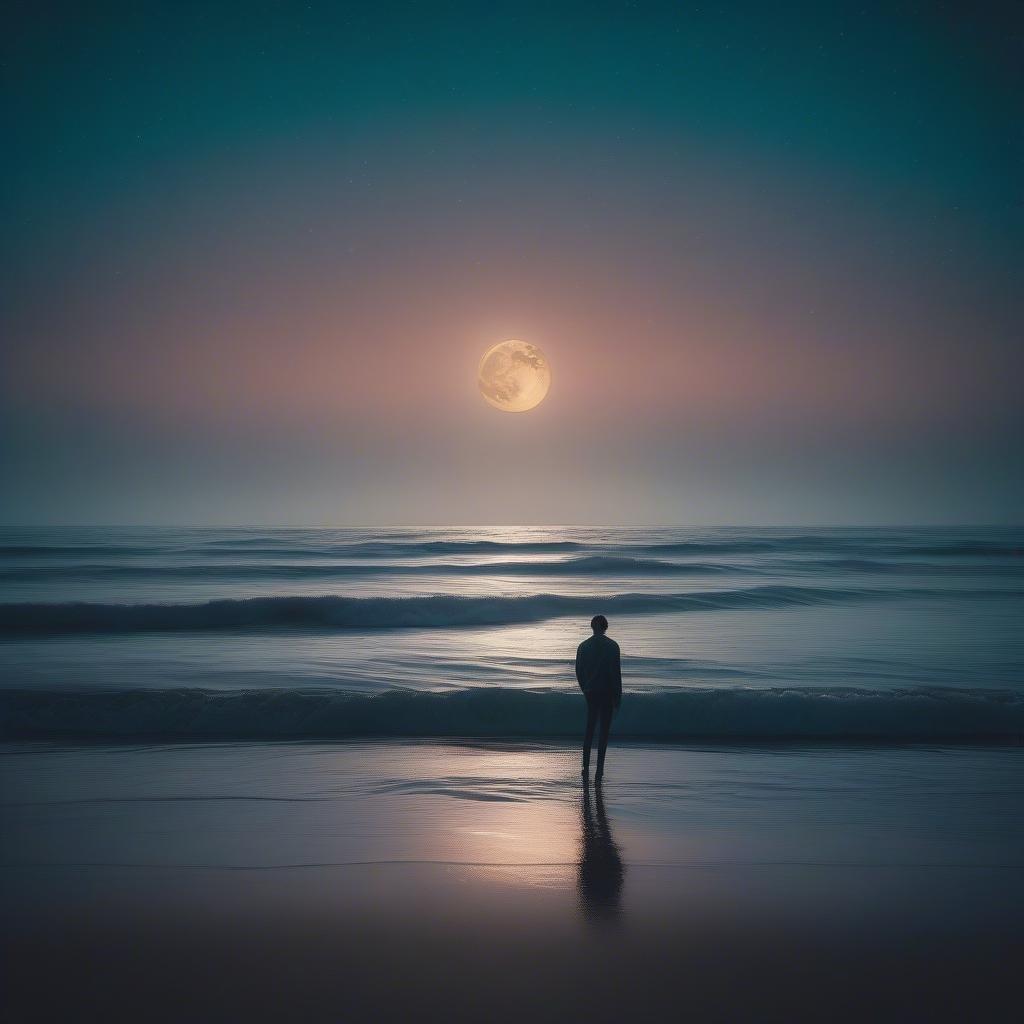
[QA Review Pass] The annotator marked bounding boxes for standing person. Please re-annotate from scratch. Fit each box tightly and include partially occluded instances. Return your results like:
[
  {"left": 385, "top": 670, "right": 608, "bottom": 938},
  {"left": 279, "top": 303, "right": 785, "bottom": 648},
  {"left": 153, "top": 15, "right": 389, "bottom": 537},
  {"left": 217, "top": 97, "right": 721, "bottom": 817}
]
[{"left": 575, "top": 615, "right": 622, "bottom": 782}]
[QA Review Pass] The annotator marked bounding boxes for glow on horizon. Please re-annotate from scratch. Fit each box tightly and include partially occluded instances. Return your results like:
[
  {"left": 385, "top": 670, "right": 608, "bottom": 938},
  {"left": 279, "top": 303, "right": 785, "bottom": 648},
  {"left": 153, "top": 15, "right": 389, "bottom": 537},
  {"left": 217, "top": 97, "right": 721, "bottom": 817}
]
[{"left": 2, "top": 4, "right": 1019, "bottom": 526}]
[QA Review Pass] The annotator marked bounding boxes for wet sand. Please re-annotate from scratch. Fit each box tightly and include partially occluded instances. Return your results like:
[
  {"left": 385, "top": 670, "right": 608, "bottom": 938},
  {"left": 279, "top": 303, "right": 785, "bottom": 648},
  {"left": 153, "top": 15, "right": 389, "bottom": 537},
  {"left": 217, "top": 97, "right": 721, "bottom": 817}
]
[{"left": 3, "top": 740, "right": 1022, "bottom": 1021}]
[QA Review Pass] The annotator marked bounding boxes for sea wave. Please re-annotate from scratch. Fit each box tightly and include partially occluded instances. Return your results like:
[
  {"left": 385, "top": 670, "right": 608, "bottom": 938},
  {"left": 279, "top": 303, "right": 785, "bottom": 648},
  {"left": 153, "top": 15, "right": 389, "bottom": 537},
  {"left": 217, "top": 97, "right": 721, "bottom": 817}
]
[
  {"left": 2, "top": 585, "right": 1012, "bottom": 634},
  {"left": 1, "top": 686, "right": 1021, "bottom": 740},
  {"left": 0, "top": 555, "right": 753, "bottom": 581},
  {"left": 0, "top": 545, "right": 157, "bottom": 558},
  {"left": 0, "top": 540, "right": 587, "bottom": 559},
  {"left": 777, "top": 558, "right": 1024, "bottom": 576},
  {"left": 4, "top": 535, "right": 1019, "bottom": 561},
  {"left": 639, "top": 540, "right": 1024, "bottom": 559}
]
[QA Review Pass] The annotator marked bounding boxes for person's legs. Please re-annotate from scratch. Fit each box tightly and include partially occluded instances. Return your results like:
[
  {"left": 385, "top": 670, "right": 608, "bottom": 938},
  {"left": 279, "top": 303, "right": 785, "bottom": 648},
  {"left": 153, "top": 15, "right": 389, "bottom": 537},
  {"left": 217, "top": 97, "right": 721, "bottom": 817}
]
[
  {"left": 595, "top": 700, "right": 613, "bottom": 780},
  {"left": 582, "top": 697, "right": 598, "bottom": 776}
]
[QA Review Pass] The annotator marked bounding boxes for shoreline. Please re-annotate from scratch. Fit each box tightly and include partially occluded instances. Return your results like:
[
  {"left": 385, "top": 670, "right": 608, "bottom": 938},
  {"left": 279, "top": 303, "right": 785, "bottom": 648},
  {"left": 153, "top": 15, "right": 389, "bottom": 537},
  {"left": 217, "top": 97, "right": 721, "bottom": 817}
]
[
  {"left": 4, "top": 732, "right": 1024, "bottom": 747},
  {"left": 5, "top": 738, "right": 1023, "bottom": 1021}
]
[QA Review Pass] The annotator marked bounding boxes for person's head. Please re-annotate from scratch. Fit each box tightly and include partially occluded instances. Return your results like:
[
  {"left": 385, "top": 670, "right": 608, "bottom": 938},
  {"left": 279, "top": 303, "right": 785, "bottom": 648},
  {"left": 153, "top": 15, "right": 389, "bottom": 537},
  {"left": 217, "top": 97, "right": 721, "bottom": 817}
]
[{"left": 591, "top": 614, "right": 608, "bottom": 634}]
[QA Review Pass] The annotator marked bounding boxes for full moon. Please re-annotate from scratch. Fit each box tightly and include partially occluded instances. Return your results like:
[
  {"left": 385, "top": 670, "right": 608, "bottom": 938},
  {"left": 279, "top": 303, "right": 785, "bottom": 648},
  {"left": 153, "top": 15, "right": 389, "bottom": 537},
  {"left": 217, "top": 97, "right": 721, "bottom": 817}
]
[{"left": 477, "top": 340, "right": 551, "bottom": 413}]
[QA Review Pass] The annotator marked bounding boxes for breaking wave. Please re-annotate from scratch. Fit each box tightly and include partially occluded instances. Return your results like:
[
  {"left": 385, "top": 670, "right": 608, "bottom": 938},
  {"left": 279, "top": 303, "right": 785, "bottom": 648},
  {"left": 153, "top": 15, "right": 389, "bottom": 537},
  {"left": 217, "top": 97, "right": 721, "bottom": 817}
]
[
  {"left": 4, "top": 534, "right": 1019, "bottom": 561},
  {"left": 0, "top": 555, "right": 752, "bottom": 581},
  {"left": 2, "top": 685, "right": 1021, "bottom": 740},
  {"left": 2, "top": 585, "right": 1013, "bottom": 634}
]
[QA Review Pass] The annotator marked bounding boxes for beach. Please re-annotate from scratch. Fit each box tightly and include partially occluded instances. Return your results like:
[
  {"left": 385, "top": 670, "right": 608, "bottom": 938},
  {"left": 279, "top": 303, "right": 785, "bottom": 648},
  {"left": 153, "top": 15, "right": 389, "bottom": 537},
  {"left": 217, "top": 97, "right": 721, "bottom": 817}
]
[
  {"left": 2, "top": 526, "right": 1023, "bottom": 1019},
  {"left": 4, "top": 739, "right": 1023, "bottom": 1021}
]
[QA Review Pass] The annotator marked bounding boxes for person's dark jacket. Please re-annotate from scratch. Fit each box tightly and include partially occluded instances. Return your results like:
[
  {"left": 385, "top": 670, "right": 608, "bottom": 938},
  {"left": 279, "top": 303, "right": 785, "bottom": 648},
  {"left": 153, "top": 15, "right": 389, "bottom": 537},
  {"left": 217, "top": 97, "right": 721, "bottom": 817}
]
[{"left": 575, "top": 634, "right": 622, "bottom": 706}]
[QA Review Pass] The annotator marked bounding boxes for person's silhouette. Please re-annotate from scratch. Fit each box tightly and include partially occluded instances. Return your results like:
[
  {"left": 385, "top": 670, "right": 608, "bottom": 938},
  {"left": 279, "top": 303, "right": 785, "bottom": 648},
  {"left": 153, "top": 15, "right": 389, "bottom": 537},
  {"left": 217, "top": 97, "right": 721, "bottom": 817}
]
[
  {"left": 577, "top": 779, "right": 625, "bottom": 923},
  {"left": 575, "top": 614, "right": 621, "bottom": 781}
]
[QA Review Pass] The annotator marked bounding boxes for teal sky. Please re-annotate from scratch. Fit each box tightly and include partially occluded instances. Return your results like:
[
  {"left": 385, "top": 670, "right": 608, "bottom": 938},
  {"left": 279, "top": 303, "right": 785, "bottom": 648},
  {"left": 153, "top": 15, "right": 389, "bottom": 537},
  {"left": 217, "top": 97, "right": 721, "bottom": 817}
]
[{"left": 2, "top": 2, "right": 1021, "bottom": 524}]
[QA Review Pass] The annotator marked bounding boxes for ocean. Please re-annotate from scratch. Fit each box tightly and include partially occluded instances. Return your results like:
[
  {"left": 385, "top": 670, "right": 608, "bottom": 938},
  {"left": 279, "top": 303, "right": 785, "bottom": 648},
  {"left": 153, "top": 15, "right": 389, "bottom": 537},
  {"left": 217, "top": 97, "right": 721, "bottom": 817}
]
[
  {"left": 1, "top": 525, "right": 1023, "bottom": 739},
  {"left": 3, "top": 526, "right": 1024, "bottom": 1020}
]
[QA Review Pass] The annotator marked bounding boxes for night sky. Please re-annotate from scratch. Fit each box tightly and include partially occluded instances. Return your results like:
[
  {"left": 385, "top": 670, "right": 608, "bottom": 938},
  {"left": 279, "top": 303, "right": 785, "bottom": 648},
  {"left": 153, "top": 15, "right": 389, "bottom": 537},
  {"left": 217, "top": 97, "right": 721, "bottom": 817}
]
[{"left": 3, "top": 1, "right": 1021, "bottom": 524}]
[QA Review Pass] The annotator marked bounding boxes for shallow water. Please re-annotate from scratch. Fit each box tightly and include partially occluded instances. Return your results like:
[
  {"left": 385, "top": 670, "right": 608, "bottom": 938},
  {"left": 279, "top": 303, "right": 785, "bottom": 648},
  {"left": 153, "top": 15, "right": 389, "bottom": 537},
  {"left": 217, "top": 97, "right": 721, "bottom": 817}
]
[{"left": 5, "top": 740, "right": 1023, "bottom": 871}]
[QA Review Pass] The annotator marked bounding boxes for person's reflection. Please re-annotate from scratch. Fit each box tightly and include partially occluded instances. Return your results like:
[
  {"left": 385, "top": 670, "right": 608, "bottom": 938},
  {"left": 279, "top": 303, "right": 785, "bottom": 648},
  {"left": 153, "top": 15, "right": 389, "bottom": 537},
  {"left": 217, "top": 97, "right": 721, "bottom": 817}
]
[{"left": 577, "top": 780, "right": 625, "bottom": 923}]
